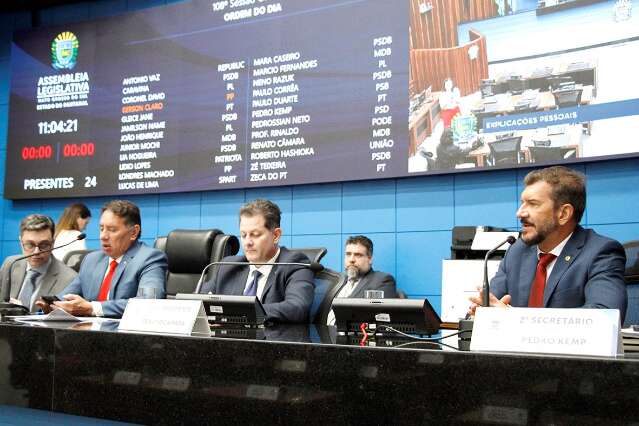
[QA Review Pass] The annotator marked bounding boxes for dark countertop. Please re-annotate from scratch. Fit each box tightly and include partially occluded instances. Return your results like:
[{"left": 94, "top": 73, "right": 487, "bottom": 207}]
[{"left": 2, "top": 320, "right": 639, "bottom": 425}]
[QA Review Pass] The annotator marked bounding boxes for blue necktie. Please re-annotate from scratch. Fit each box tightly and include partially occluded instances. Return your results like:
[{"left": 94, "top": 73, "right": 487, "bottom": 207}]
[
  {"left": 243, "top": 270, "right": 261, "bottom": 297},
  {"left": 19, "top": 269, "right": 40, "bottom": 309}
]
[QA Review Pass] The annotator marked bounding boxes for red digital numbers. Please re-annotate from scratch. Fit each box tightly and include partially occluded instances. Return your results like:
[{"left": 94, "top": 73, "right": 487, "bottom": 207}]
[
  {"left": 63, "top": 142, "right": 95, "bottom": 157},
  {"left": 21, "top": 145, "right": 53, "bottom": 160}
]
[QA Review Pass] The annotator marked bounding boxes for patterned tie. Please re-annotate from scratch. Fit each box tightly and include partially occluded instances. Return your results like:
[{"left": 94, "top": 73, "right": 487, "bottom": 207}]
[
  {"left": 528, "top": 253, "right": 557, "bottom": 307},
  {"left": 98, "top": 260, "right": 118, "bottom": 302},
  {"left": 243, "top": 270, "right": 261, "bottom": 297},
  {"left": 19, "top": 269, "right": 40, "bottom": 309}
]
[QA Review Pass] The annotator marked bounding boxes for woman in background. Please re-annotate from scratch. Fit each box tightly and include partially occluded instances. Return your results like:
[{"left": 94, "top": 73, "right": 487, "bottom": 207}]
[{"left": 53, "top": 203, "right": 91, "bottom": 261}]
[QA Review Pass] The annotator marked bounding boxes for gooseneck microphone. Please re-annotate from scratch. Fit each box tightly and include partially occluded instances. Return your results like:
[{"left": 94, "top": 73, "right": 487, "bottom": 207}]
[
  {"left": 0, "top": 233, "right": 86, "bottom": 314},
  {"left": 482, "top": 235, "right": 517, "bottom": 307},
  {"left": 194, "top": 260, "right": 324, "bottom": 294}
]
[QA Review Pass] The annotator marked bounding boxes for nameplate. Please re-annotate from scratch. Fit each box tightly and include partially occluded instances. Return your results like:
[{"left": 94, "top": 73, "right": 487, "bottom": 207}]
[
  {"left": 470, "top": 307, "right": 621, "bottom": 357},
  {"left": 119, "top": 299, "right": 210, "bottom": 336}
]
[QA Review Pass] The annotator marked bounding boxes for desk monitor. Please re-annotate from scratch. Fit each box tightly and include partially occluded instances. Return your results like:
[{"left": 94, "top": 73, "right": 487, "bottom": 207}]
[
  {"left": 332, "top": 298, "right": 441, "bottom": 335},
  {"left": 175, "top": 293, "right": 266, "bottom": 327}
]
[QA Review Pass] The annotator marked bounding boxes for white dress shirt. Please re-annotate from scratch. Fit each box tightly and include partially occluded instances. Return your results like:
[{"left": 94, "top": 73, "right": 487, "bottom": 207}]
[{"left": 243, "top": 248, "right": 280, "bottom": 301}]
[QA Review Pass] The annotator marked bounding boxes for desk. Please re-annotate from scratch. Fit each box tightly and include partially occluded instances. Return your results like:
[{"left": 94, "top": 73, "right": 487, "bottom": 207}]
[
  {"left": 2, "top": 321, "right": 639, "bottom": 424},
  {"left": 409, "top": 93, "right": 440, "bottom": 156},
  {"left": 469, "top": 125, "right": 583, "bottom": 167}
]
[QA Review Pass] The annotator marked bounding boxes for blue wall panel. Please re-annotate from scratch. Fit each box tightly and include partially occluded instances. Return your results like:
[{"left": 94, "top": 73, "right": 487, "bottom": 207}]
[
  {"left": 342, "top": 179, "right": 395, "bottom": 234},
  {"left": 0, "top": 1, "right": 637, "bottom": 308},
  {"left": 291, "top": 183, "right": 341, "bottom": 235}
]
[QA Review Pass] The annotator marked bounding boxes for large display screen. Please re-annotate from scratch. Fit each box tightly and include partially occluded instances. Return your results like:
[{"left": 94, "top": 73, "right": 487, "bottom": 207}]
[{"left": 5, "top": 0, "right": 639, "bottom": 199}]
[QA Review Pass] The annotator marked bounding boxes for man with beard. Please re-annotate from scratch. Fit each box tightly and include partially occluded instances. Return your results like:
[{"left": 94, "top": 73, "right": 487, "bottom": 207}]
[
  {"left": 326, "top": 236, "right": 397, "bottom": 325},
  {"left": 469, "top": 166, "right": 627, "bottom": 321}
]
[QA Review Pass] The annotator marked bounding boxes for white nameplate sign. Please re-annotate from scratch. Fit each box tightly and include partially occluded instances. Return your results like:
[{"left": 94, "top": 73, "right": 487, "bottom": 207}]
[
  {"left": 119, "top": 299, "right": 210, "bottom": 336},
  {"left": 470, "top": 307, "right": 622, "bottom": 357}
]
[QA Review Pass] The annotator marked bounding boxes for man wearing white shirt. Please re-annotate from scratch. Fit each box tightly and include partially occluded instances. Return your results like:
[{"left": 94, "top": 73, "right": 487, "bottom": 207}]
[
  {"left": 469, "top": 166, "right": 627, "bottom": 321},
  {"left": 199, "top": 199, "right": 314, "bottom": 323}
]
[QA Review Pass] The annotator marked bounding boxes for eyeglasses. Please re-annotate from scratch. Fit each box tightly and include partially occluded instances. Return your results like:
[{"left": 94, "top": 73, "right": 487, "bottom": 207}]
[{"left": 21, "top": 241, "right": 53, "bottom": 252}]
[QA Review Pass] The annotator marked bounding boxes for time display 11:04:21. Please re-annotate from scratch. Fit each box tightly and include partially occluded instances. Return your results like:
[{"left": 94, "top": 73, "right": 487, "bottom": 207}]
[{"left": 37, "top": 119, "right": 78, "bottom": 135}]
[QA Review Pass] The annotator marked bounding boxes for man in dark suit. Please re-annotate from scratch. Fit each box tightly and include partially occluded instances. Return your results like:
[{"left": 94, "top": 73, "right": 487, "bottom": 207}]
[
  {"left": 0, "top": 214, "right": 77, "bottom": 312},
  {"left": 199, "top": 199, "right": 314, "bottom": 323},
  {"left": 339, "top": 235, "right": 397, "bottom": 298},
  {"left": 470, "top": 166, "right": 627, "bottom": 320},
  {"left": 37, "top": 200, "right": 167, "bottom": 318}
]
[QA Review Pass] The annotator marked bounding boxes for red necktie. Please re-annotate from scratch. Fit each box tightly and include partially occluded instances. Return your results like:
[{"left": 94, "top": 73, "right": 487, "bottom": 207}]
[
  {"left": 528, "top": 253, "right": 556, "bottom": 307},
  {"left": 98, "top": 260, "right": 118, "bottom": 301}
]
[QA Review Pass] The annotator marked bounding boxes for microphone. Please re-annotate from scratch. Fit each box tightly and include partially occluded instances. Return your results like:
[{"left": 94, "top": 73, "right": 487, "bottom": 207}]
[
  {"left": 0, "top": 233, "right": 87, "bottom": 314},
  {"left": 194, "top": 260, "right": 324, "bottom": 293},
  {"left": 482, "top": 235, "right": 517, "bottom": 307}
]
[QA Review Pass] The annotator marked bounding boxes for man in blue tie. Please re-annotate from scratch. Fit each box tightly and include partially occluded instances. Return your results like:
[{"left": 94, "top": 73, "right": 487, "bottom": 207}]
[
  {"left": 199, "top": 199, "right": 314, "bottom": 323},
  {"left": 37, "top": 200, "right": 167, "bottom": 318},
  {"left": 469, "top": 166, "right": 627, "bottom": 321},
  {"left": 0, "top": 214, "right": 77, "bottom": 312}
]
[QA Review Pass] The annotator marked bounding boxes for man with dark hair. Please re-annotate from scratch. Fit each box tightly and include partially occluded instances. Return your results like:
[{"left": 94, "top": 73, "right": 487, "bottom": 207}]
[
  {"left": 199, "top": 199, "right": 314, "bottom": 323},
  {"left": 340, "top": 235, "right": 397, "bottom": 298},
  {"left": 38, "top": 200, "right": 167, "bottom": 318},
  {"left": 0, "top": 214, "right": 77, "bottom": 312},
  {"left": 470, "top": 166, "right": 627, "bottom": 320},
  {"left": 326, "top": 235, "right": 397, "bottom": 325}
]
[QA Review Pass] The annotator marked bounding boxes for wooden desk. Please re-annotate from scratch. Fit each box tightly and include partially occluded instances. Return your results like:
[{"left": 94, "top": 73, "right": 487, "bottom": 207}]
[{"left": 409, "top": 93, "right": 440, "bottom": 156}]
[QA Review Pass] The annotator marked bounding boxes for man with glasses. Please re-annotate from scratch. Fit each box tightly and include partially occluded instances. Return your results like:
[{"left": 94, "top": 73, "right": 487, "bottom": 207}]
[
  {"left": 37, "top": 200, "right": 167, "bottom": 318},
  {"left": 0, "top": 214, "right": 77, "bottom": 312}
]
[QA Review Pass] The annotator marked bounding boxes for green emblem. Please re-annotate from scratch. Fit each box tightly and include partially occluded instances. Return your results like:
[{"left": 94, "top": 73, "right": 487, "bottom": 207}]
[{"left": 51, "top": 31, "right": 79, "bottom": 70}]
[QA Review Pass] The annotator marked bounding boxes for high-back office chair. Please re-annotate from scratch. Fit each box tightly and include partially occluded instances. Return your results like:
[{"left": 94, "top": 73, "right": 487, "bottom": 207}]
[
  {"left": 623, "top": 240, "right": 639, "bottom": 327},
  {"left": 547, "top": 76, "right": 573, "bottom": 91},
  {"left": 507, "top": 76, "right": 527, "bottom": 95},
  {"left": 287, "top": 247, "right": 328, "bottom": 264},
  {"left": 552, "top": 88, "right": 583, "bottom": 108},
  {"left": 164, "top": 229, "right": 220, "bottom": 297},
  {"left": 488, "top": 136, "right": 523, "bottom": 166},
  {"left": 206, "top": 232, "right": 240, "bottom": 284},
  {"left": 529, "top": 146, "right": 576, "bottom": 163},
  {"left": 310, "top": 268, "right": 345, "bottom": 325},
  {"left": 63, "top": 249, "right": 94, "bottom": 273}
]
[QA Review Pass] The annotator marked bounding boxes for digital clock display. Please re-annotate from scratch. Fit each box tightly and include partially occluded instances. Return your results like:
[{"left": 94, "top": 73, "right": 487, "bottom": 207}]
[{"left": 37, "top": 119, "right": 78, "bottom": 135}]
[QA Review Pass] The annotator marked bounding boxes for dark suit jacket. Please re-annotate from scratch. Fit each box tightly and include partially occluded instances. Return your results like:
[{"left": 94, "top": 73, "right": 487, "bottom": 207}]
[
  {"left": 199, "top": 247, "right": 315, "bottom": 323},
  {"left": 59, "top": 241, "right": 167, "bottom": 318},
  {"left": 0, "top": 256, "right": 77, "bottom": 312},
  {"left": 339, "top": 269, "right": 397, "bottom": 298},
  {"left": 491, "top": 226, "right": 627, "bottom": 321}
]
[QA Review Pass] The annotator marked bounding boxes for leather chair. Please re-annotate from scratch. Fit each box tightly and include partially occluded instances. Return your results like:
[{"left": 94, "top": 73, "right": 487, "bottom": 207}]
[
  {"left": 529, "top": 146, "right": 576, "bottom": 163},
  {"left": 287, "top": 247, "right": 327, "bottom": 264},
  {"left": 552, "top": 88, "right": 583, "bottom": 108},
  {"left": 623, "top": 240, "right": 639, "bottom": 327},
  {"left": 488, "top": 136, "right": 523, "bottom": 166},
  {"left": 309, "top": 268, "right": 345, "bottom": 325},
  {"left": 206, "top": 232, "right": 240, "bottom": 286},
  {"left": 62, "top": 249, "right": 94, "bottom": 273},
  {"left": 164, "top": 229, "right": 226, "bottom": 297}
]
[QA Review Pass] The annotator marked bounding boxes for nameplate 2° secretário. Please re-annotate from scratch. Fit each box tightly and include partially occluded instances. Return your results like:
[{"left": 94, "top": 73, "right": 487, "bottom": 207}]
[
  {"left": 470, "top": 307, "right": 621, "bottom": 357},
  {"left": 119, "top": 299, "right": 210, "bottom": 336}
]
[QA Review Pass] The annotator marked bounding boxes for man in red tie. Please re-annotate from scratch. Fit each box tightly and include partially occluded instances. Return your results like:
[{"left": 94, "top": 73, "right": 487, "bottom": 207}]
[
  {"left": 469, "top": 166, "right": 627, "bottom": 321},
  {"left": 37, "top": 200, "right": 167, "bottom": 318}
]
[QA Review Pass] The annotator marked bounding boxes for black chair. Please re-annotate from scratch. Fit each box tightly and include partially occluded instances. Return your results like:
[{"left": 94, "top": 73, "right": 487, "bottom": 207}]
[
  {"left": 206, "top": 232, "right": 240, "bottom": 285},
  {"left": 310, "top": 268, "right": 345, "bottom": 325},
  {"left": 488, "top": 136, "right": 523, "bottom": 166},
  {"left": 507, "top": 76, "right": 527, "bottom": 95},
  {"left": 62, "top": 249, "right": 94, "bottom": 273},
  {"left": 529, "top": 146, "right": 576, "bottom": 163},
  {"left": 164, "top": 229, "right": 220, "bottom": 297},
  {"left": 552, "top": 88, "right": 583, "bottom": 108},
  {"left": 153, "top": 236, "right": 167, "bottom": 252},
  {"left": 623, "top": 241, "right": 639, "bottom": 327},
  {"left": 288, "top": 247, "right": 327, "bottom": 264}
]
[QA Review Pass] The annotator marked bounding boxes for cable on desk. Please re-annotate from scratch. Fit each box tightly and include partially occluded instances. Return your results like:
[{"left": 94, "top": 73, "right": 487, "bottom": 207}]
[{"left": 376, "top": 325, "right": 463, "bottom": 341}]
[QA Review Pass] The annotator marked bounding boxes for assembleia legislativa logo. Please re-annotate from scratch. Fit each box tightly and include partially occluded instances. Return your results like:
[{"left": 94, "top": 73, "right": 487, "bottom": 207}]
[{"left": 51, "top": 31, "right": 79, "bottom": 70}]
